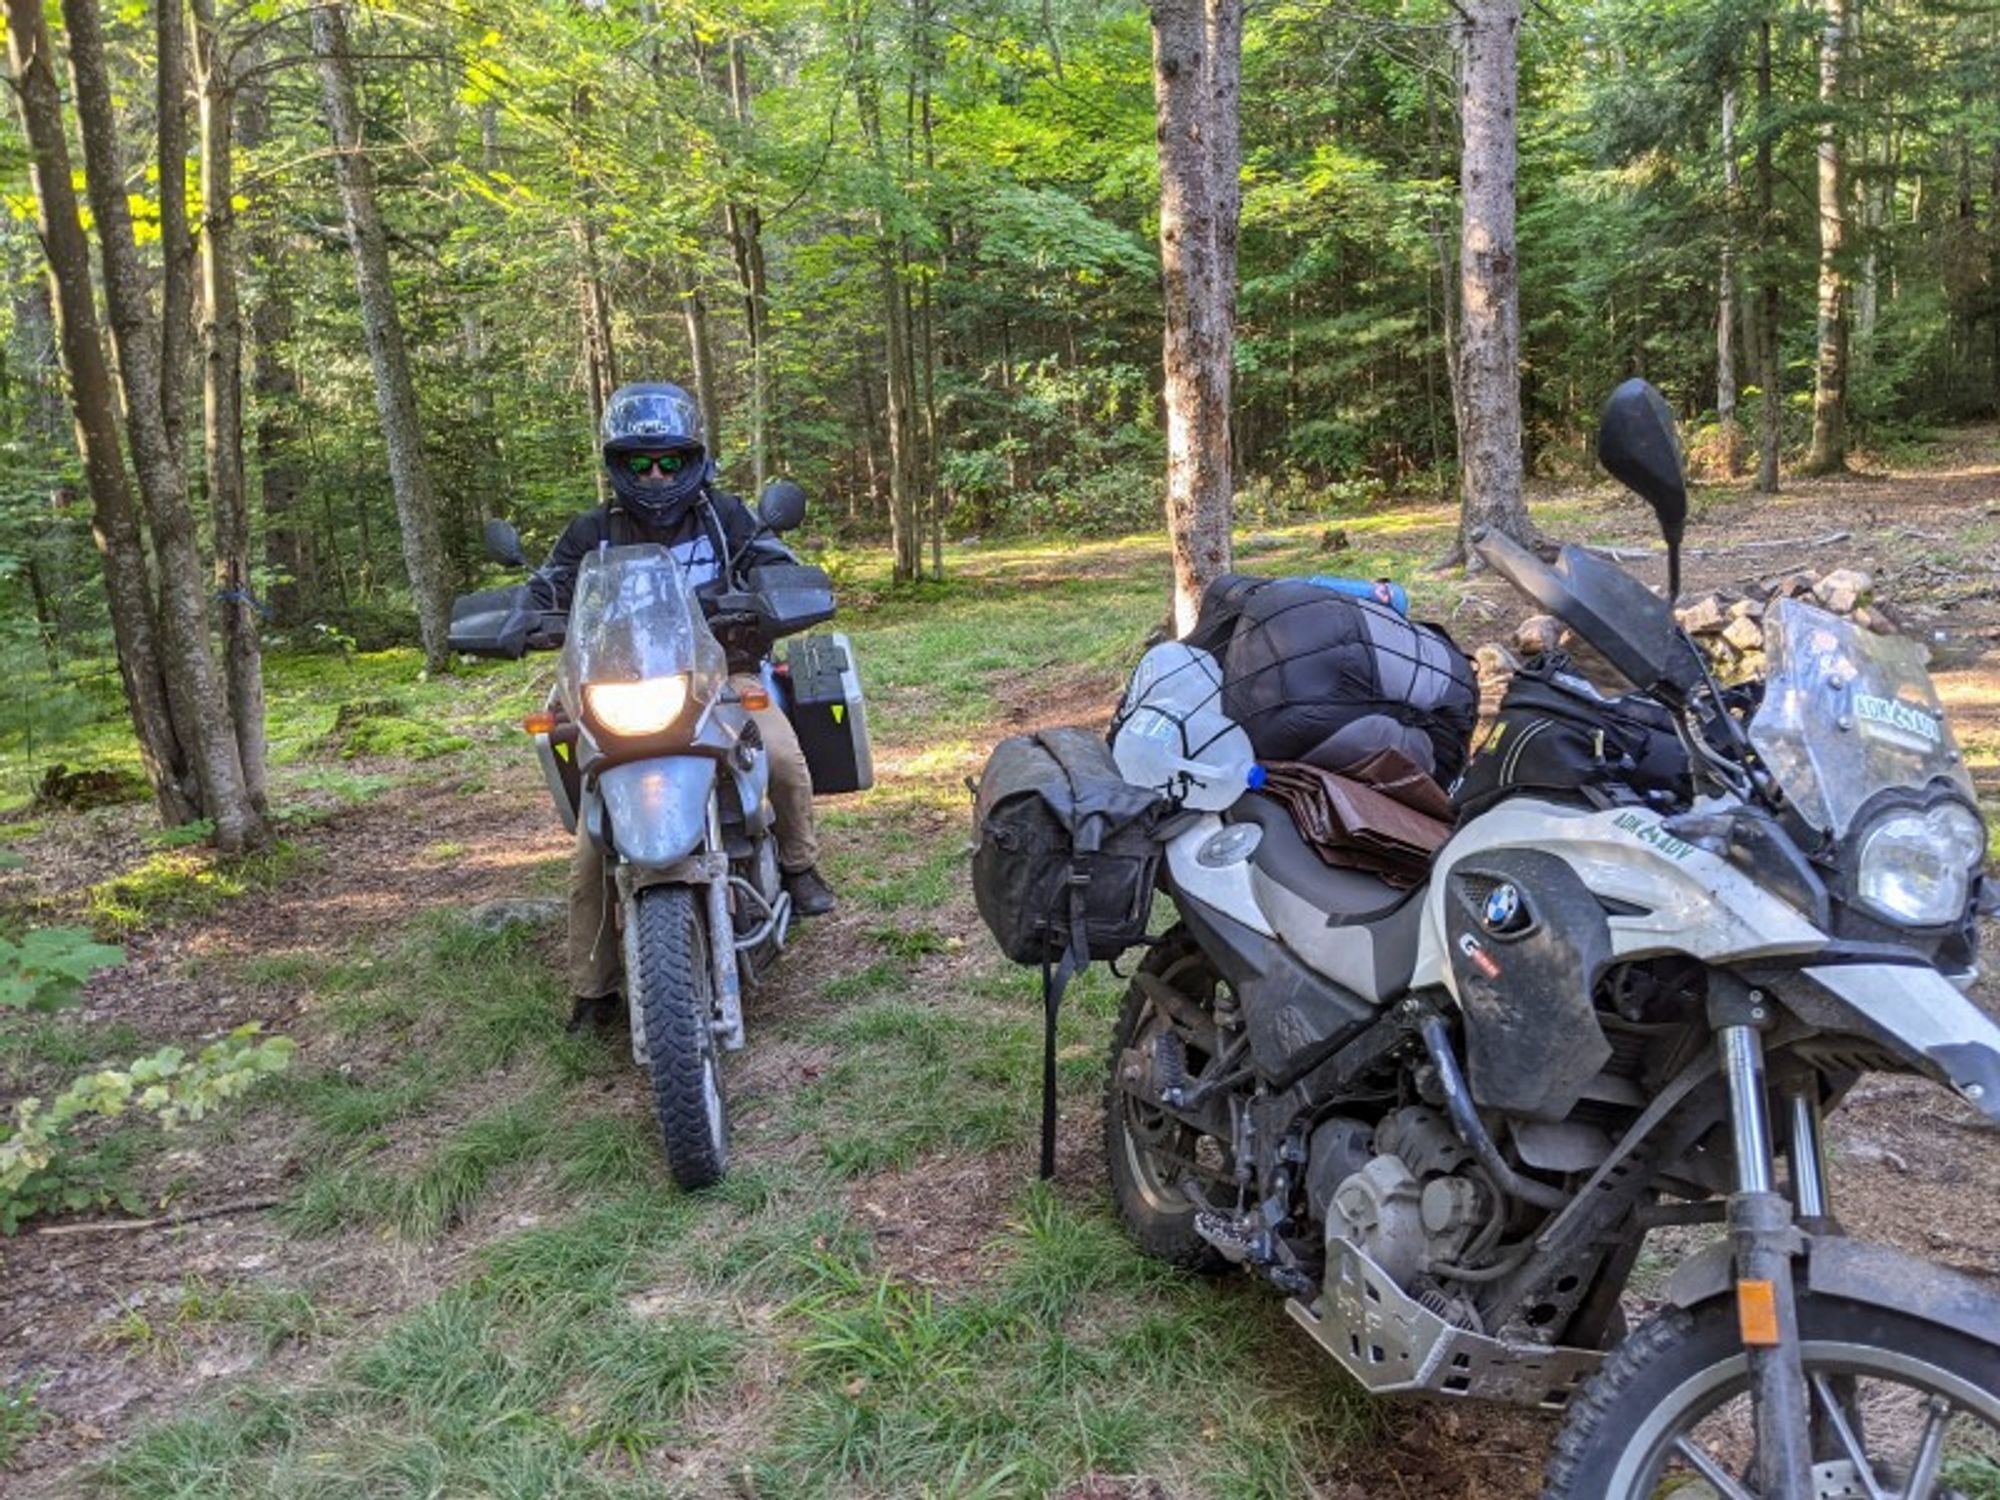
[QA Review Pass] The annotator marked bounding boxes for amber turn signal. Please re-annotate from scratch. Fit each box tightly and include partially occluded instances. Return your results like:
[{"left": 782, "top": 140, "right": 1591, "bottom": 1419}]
[
  {"left": 1736, "top": 1279, "right": 1781, "bottom": 1346},
  {"left": 738, "top": 686, "right": 771, "bottom": 711},
  {"left": 523, "top": 711, "right": 558, "bottom": 735}
]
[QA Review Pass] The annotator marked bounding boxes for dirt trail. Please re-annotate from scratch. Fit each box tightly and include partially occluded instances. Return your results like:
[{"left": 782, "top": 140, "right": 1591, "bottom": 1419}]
[{"left": 5, "top": 441, "right": 2000, "bottom": 1496}]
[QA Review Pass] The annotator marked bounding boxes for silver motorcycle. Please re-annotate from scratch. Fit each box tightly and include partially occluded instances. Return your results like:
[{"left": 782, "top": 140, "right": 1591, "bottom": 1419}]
[
  {"left": 1106, "top": 380, "right": 2000, "bottom": 1497},
  {"left": 449, "top": 483, "right": 834, "bottom": 1187}
]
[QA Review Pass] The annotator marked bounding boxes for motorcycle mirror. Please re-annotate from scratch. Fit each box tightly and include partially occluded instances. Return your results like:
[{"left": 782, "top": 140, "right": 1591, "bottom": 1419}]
[
  {"left": 483, "top": 518, "right": 526, "bottom": 569},
  {"left": 758, "top": 479, "right": 808, "bottom": 534},
  {"left": 1597, "top": 378, "right": 1687, "bottom": 601}
]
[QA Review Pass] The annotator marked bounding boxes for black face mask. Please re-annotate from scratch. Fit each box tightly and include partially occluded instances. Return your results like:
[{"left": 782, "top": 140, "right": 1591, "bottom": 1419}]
[{"left": 606, "top": 456, "right": 707, "bottom": 529}]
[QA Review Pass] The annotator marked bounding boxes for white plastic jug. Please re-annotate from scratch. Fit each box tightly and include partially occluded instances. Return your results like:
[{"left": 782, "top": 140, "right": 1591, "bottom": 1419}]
[{"left": 1112, "top": 642, "right": 1255, "bottom": 811}]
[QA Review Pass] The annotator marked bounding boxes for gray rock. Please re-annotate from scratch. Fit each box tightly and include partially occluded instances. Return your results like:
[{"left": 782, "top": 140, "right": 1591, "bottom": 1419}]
[
  {"left": 1813, "top": 567, "right": 1872, "bottom": 614},
  {"left": 463, "top": 898, "right": 564, "bottom": 935},
  {"left": 1513, "top": 614, "right": 1562, "bottom": 656},
  {"left": 1677, "top": 593, "right": 1730, "bottom": 634}
]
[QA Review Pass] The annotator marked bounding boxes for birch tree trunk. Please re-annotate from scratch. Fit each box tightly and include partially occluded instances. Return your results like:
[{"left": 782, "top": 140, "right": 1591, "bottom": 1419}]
[
  {"left": 4, "top": 0, "right": 195, "bottom": 824},
  {"left": 311, "top": 0, "right": 453, "bottom": 671},
  {"left": 192, "top": 0, "right": 266, "bottom": 813},
  {"left": 1804, "top": 0, "right": 1850, "bottom": 474},
  {"left": 1151, "top": 0, "right": 1243, "bottom": 636},
  {"left": 1455, "top": 0, "right": 1531, "bottom": 561},
  {"left": 65, "top": 0, "right": 260, "bottom": 850},
  {"left": 1718, "top": 82, "right": 1746, "bottom": 477},
  {"left": 1755, "top": 19, "right": 1782, "bottom": 494}
]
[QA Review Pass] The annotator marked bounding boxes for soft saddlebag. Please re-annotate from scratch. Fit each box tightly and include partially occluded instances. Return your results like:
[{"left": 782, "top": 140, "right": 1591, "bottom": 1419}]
[
  {"left": 972, "top": 728, "right": 1174, "bottom": 1177},
  {"left": 1448, "top": 652, "right": 1690, "bottom": 820},
  {"left": 782, "top": 632, "right": 874, "bottom": 794},
  {"left": 972, "top": 728, "right": 1171, "bottom": 966}
]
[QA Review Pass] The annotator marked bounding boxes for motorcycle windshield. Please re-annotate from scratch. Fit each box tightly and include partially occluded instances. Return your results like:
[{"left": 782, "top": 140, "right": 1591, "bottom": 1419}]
[
  {"left": 557, "top": 545, "right": 726, "bottom": 721},
  {"left": 1748, "top": 597, "right": 1974, "bottom": 838}
]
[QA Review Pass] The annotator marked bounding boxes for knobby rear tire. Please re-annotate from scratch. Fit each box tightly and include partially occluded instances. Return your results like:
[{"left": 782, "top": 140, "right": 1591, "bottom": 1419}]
[{"left": 630, "top": 884, "right": 729, "bottom": 1189}]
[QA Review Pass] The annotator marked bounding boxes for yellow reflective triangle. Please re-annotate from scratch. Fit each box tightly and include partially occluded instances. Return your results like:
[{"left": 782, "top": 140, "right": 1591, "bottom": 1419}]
[{"left": 831, "top": 704, "right": 846, "bottom": 724}]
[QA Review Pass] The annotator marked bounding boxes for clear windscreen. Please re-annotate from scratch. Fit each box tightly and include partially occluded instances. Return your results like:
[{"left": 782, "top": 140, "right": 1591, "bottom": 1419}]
[
  {"left": 557, "top": 546, "right": 726, "bottom": 720},
  {"left": 1748, "top": 597, "right": 1974, "bottom": 838}
]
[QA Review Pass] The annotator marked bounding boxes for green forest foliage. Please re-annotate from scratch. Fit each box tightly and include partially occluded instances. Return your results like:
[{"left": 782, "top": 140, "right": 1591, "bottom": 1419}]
[{"left": 0, "top": 0, "right": 1996, "bottom": 686}]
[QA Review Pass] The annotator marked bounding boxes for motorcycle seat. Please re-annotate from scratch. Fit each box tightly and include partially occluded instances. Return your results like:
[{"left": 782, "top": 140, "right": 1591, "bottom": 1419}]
[{"left": 1227, "top": 792, "right": 1425, "bottom": 1002}]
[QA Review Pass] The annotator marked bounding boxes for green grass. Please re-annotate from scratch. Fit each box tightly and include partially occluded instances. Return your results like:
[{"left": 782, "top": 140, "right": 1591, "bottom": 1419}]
[
  {"left": 0, "top": 1374, "right": 47, "bottom": 1467},
  {"left": 84, "top": 840, "right": 306, "bottom": 937}
]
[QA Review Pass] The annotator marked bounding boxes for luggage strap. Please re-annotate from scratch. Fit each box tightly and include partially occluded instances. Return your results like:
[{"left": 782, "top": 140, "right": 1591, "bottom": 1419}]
[{"left": 1035, "top": 730, "right": 1100, "bottom": 1181}]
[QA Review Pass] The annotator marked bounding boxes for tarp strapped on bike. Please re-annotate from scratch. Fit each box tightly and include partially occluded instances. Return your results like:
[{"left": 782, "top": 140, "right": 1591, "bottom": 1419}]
[{"left": 971, "top": 728, "right": 1175, "bottom": 1177}]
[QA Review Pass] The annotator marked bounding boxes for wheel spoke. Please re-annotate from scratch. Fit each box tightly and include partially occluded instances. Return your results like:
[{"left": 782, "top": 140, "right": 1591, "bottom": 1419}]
[
  {"left": 1899, "top": 1396, "right": 1954, "bottom": 1500},
  {"left": 1811, "top": 1373, "right": 1889, "bottom": 1500},
  {"left": 1670, "top": 1435, "right": 1758, "bottom": 1500}
]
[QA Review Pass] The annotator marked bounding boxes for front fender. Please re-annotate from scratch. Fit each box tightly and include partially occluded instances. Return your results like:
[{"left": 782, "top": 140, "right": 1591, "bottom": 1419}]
[
  {"left": 1785, "top": 962, "right": 2000, "bottom": 1123},
  {"left": 1669, "top": 1234, "right": 2000, "bottom": 1350},
  {"left": 596, "top": 757, "right": 715, "bottom": 869}
]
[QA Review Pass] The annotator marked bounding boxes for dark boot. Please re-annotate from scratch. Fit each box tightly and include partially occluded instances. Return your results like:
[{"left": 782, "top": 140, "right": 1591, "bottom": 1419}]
[
  {"left": 784, "top": 866, "right": 837, "bottom": 918},
  {"left": 566, "top": 993, "right": 625, "bottom": 1034}
]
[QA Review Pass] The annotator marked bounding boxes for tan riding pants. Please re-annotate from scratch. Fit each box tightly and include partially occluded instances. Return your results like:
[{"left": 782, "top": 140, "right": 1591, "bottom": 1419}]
[{"left": 569, "top": 674, "right": 819, "bottom": 997}]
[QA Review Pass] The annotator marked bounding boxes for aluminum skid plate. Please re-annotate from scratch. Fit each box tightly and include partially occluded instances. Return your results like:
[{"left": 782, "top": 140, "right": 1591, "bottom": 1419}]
[{"left": 1286, "top": 1239, "right": 1602, "bottom": 1409}]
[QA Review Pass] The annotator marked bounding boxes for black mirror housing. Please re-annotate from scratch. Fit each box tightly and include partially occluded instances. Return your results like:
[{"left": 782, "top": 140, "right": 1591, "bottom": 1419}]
[
  {"left": 758, "top": 479, "right": 808, "bottom": 534},
  {"left": 483, "top": 517, "right": 526, "bottom": 569},
  {"left": 1597, "top": 379, "right": 1687, "bottom": 598}
]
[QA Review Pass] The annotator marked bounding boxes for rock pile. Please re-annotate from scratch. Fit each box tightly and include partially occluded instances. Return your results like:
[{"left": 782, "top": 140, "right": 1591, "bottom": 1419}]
[{"left": 1475, "top": 565, "right": 1898, "bottom": 711}]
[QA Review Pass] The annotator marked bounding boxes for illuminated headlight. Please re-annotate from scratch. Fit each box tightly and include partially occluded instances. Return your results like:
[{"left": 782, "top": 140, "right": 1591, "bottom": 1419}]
[
  {"left": 1855, "top": 802, "right": 1987, "bottom": 926},
  {"left": 583, "top": 675, "right": 690, "bottom": 737}
]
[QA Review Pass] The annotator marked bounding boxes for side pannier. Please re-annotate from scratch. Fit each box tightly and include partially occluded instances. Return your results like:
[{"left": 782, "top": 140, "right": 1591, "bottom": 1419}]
[
  {"left": 971, "top": 727, "right": 1172, "bottom": 967},
  {"left": 971, "top": 727, "right": 1175, "bottom": 1179}
]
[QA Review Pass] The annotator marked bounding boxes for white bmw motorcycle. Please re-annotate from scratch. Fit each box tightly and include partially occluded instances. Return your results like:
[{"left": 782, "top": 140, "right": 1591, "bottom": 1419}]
[{"left": 1105, "top": 380, "right": 2000, "bottom": 1497}]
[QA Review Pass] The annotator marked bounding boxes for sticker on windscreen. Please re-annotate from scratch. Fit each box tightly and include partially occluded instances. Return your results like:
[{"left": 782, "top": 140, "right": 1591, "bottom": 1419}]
[{"left": 1853, "top": 691, "right": 1943, "bottom": 753}]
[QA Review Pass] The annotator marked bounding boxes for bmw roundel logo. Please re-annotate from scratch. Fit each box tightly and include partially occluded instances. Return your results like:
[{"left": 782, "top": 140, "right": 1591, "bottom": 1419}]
[{"left": 1483, "top": 883, "right": 1521, "bottom": 931}]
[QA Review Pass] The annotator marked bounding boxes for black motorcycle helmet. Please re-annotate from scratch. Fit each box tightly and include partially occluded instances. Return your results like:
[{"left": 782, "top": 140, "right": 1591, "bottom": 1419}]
[{"left": 601, "top": 381, "right": 710, "bottom": 527}]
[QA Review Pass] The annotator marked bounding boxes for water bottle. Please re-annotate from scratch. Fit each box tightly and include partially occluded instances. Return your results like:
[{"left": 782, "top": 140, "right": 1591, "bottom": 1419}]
[
  {"left": 1306, "top": 574, "right": 1409, "bottom": 616},
  {"left": 1112, "top": 642, "right": 1256, "bottom": 811}
]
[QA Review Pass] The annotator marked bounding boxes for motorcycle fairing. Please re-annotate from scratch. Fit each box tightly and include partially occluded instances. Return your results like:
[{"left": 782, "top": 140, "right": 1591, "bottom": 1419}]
[
  {"left": 594, "top": 757, "right": 716, "bottom": 867},
  {"left": 1441, "top": 847, "right": 1613, "bottom": 1121},
  {"left": 1417, "top": 798, "right": 1828, "bottom": 993},
  {"left": 1781, "top": 963, "right": 2000, "bottom": 1124},
  {"left": 1169, "top": 887, "right": 1377, "bottom": 1086}
]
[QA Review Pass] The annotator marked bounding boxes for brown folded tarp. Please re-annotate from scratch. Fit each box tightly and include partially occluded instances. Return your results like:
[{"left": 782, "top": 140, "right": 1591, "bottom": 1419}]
[{"left": 1259, "top": 753, "right": 1453, "bottom": 888}]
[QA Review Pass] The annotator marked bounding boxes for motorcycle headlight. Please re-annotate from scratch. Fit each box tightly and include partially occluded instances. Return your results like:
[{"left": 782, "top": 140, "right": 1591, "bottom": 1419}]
[
  {"left": 583, "top": 675, "right": 690, "bottom": 738},
  {"left": 1855, "top": 801, "right": 1987, "bottom": 927}
]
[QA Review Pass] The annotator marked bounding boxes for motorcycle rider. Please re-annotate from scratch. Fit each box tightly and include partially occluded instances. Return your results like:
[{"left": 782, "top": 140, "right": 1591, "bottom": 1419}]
[{"left": 529, "top": 381, "right": 837, "bottom": 1031}]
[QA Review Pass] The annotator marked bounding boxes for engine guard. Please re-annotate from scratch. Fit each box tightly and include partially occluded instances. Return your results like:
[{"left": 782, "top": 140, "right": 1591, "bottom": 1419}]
[
  {"left": 1667, "top": 1232, "right": 2000, "bottom": 1349},
  {"left": 1286, "top": 1238, "right": 1601, "bottom": 1409}
]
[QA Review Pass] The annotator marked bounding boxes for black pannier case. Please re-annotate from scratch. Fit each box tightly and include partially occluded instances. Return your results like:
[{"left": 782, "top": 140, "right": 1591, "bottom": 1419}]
[
  {"left": 782, "top": 632, "right": 874, "bottom": 794},
  {"left": 972, "top": 728, "right": 1171, "bottom": 966}
]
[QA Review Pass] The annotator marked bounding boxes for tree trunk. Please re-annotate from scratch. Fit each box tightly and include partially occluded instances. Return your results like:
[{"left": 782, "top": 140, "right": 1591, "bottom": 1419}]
[
  {"left": 724, "top": 35, "right": 769, "bottom": 491},
  {"left": 1756, "top": 19, "right": 1782, "bottom": 494},
  {"left": 157, "top": 0, "right": 195, "bottom": 472},
  {"left": 1718, "top": 81, "right": 1746, "bottom": 477},
  {"left": 1151, "top": 0, "right": 1243, "bottom": 636},
  {"left": 4, "top": 0, "right": 194, "bottom": 823},
  {"left": 65, "top": 0, "right": 260, "bottom": 849},
  {"left": 1455, "top": 0, "right": 1530, "bottom": 560},
  {"left": 674, "top": 257, "right": 721, "bottom": 456},
  {"left": 311, "top": 0, "right": 453, "bottom": 671},
  {"left": 1803, "top": 0, "right": 1850, "bottom": 474},
  {"left": 191, "top": 0, "right": 266, "bottom": 813},
  {"left": 242, "top": 73, "right": 310, "bottom": 626}
]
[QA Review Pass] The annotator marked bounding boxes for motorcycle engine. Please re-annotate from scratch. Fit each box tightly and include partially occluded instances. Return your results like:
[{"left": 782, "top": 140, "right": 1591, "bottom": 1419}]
[{"left": 1316, "top": 1106, "right": 1494, "bottom": 1286}]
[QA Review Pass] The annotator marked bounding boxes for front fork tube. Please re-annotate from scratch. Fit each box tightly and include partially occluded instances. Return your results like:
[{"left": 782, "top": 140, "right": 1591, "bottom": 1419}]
[{"left": 1715, "top": 1008, "right": 1813, "bottom": 1500}]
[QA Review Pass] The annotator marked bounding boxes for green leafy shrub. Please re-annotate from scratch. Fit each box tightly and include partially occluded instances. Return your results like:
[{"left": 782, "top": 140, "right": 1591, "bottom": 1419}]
[
  {"left": 0, "top": 927, "right": 124, "bottom": 1013},
  {"left": 0, "top": 1025, "right": 296, "bottom": 1233}
]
